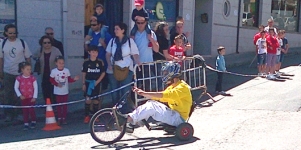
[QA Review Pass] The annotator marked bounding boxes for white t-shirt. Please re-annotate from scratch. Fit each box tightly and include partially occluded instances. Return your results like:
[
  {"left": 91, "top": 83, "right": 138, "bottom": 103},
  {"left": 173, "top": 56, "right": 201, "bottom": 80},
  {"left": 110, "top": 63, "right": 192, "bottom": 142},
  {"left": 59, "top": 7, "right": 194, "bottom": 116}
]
[
  {"left": 106, "top": 38, "right": 139, "bottom": 73},
  {"left": 276, "top": 38, "right": 283, "bottom": 55},
  {"left": 256, "top": 38, "right": 267, "bottom": 54},
  {"left": 50, "top": 68, "right": 71, "bottom": 95},
  {"left": 0, "top": 39, "right": 32, "bottom": 75}
]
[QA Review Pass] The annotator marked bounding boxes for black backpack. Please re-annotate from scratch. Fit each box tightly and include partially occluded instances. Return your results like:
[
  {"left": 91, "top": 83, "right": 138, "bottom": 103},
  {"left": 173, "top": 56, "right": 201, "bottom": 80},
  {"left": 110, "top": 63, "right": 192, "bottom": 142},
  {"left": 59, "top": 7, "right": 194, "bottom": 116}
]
[{"left": 1, "top": 38, "right": 25, "bottom": 52}]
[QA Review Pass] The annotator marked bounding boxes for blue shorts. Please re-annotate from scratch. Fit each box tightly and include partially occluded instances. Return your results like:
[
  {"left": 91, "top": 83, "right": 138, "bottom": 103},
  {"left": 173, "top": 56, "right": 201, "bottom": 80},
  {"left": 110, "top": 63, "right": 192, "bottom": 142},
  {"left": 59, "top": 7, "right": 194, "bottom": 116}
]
[
  {"left": 276, "top": 55, "right": 281, "bottom": 64},
  {"left": 257, "top": 53, "right": 267, "bottom": 65},
  {"left": 279, "top": 53, "right": 285, "bottom": 63}
]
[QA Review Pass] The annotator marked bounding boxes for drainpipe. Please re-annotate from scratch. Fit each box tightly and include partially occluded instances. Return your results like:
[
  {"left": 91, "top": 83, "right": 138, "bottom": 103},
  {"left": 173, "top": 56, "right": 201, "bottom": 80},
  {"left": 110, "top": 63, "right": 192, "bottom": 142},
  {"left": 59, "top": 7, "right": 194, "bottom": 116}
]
[
  {"left": 62, "top": 0, "right": 68, "bottom": 63},
  {"left": 236, "top": 0, "right": 242, "bottom": 54}
]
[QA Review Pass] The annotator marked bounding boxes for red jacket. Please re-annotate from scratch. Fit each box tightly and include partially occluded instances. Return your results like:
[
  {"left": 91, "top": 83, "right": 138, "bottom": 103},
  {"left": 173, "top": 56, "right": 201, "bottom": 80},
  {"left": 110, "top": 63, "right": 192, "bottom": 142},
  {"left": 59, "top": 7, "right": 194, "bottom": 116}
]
[
  {"left": 253, "top": 32, "right": 261, "bottom": 45},
  {"left": 253, "top": 32, "right": 268, "bottom": 45},
  {"left": 266, "top": 35, "right": 279, "bottom": 54}
]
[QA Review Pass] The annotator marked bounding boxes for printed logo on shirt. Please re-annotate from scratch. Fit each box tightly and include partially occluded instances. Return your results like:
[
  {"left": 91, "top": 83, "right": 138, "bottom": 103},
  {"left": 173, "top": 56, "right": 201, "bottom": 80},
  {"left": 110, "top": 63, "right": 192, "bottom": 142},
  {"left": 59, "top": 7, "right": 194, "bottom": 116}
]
[
  {"left": 87, "top": 68, "right": 101, "bottom": 73},
  {"left": 9, "top": 47, "right": 17, "bottom": 58},
  {"left": 260, "top": 40, "right": 266, "bottom": 49},
  {"left": 56, "top": 72, "right": 67, "bottom": 86},
  {"left": 174, "top": 52, "right": 183, "bottom": 57}
]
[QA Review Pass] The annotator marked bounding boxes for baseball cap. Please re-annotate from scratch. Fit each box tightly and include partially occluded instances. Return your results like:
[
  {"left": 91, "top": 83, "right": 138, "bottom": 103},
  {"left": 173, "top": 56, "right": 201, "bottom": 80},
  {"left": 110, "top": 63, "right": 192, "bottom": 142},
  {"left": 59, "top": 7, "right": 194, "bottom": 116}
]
[{"left": 135, "top": 0, "right": 144, "bottom": 6}]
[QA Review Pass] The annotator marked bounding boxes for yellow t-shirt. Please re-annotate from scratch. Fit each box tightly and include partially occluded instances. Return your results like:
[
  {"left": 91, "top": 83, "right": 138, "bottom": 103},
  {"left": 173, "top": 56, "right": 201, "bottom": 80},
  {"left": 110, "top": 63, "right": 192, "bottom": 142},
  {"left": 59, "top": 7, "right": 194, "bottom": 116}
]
[{"left": 154, "top": 80, "right": 192, "bottom": 120}]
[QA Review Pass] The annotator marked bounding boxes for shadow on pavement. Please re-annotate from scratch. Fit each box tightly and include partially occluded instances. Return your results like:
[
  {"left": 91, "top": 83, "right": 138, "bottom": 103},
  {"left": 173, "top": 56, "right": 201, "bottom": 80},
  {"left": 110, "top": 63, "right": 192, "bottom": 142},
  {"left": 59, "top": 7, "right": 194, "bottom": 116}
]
[{"left": 91, "top": 136, "right": 200, "bottom": 150}]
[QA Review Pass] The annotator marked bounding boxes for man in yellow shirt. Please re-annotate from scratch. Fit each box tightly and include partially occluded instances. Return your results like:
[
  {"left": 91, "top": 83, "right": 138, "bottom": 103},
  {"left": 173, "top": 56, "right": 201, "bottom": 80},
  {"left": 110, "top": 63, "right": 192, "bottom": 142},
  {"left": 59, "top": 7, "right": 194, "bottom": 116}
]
[{"left": 117, "top": 61, "right": 192, "bottom": 133}]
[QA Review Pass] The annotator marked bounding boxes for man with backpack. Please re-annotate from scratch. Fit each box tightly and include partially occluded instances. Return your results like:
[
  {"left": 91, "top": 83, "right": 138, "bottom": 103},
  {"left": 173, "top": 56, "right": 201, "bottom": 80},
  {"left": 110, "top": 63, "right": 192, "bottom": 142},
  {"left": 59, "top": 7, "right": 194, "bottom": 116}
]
[{"left": 0, "top": 24, "right": 32, "bottom": 122}]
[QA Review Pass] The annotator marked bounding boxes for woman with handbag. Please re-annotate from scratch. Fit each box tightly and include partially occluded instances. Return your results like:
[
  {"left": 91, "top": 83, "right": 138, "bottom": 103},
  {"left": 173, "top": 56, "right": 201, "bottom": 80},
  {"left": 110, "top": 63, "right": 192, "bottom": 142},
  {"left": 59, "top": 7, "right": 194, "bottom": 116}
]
[
  {"left": 105, "top": 22, "right": 141, "bottom": 106},
  {"left": 34, "top": 35, "right": 62, "bottom": 104}
]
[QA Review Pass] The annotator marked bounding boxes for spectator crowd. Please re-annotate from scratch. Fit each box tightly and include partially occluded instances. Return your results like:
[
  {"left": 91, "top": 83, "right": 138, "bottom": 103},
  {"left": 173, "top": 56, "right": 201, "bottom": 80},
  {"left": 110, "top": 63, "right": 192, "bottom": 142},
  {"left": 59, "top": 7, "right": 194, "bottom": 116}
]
[
  {"left": 0, "top": 0, "right": 290, "bottom": 131},
  {"left": 0, "top": 0, "right": 192, "bottom": 130}
]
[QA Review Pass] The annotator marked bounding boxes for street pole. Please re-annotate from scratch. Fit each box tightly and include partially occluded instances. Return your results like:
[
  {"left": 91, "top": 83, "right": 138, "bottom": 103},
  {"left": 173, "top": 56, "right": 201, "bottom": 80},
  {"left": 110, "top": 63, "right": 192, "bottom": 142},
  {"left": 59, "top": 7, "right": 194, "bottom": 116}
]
[{"left": 236, "top": 0, "right": 242, "bottom": 54}]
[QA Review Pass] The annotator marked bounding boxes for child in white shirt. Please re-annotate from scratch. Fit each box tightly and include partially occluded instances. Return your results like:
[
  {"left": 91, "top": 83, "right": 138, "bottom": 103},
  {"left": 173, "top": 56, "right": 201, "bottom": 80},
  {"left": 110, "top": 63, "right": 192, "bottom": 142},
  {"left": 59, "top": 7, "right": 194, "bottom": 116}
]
[{"left": 50, "top": 56, "right": 79, "bottom": 125}]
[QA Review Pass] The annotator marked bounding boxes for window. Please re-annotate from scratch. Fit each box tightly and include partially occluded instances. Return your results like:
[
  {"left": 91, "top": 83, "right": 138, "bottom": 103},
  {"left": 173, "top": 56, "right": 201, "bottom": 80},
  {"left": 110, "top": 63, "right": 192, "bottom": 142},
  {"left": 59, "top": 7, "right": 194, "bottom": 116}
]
[
  {"left": 242, "top": 0, "right": 259, "bottom": 27},
  {"left": 0, "top": 0, "right": 16, "bottom": 38},
  {"left": 271, "top": 0, "right": 299, "bottom": 32},
  {"left": 223, "top": 0, "right": 231, "bottom": 17}
]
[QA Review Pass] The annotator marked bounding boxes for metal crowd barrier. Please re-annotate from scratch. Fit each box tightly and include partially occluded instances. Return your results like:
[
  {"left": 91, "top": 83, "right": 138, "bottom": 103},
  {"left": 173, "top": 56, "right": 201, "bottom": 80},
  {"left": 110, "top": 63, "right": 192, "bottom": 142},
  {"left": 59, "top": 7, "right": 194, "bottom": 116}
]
[{"left": 133, "top": 55, "right": 207, "bottom": 106}]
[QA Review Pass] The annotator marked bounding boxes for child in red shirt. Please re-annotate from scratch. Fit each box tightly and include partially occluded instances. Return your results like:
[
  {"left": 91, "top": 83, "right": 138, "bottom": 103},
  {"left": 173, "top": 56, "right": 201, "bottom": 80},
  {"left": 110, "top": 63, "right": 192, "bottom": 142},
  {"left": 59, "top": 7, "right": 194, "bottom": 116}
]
[
  {"left": 14, "top": 62, "right": 38, "bottom": 130},
  {"left": 266, "top": 27, "right": 279, "bottom": 78},
  {"left": 168, "top": 35, "right": 186, "bottom": 65}
]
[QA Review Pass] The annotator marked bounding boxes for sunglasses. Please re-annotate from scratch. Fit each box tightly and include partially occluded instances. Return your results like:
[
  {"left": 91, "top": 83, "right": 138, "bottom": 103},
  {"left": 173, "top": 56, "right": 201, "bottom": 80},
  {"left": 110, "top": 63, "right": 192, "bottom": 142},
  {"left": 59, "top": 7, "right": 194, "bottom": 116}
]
[
  {"left": 43, "top": 42, "right": 51, "bottom": 44},
  {"left": 91, "top": 24, "right": 98, "bottom": 26},
  {"left": 46, "top": 33, "right": 54, "bottom": 35},
  {"left": 136, "top": 22, "right": 145, "bottom": 25},
  {"left": 8, "top": 32, "right": 17, "bottom": 35}
]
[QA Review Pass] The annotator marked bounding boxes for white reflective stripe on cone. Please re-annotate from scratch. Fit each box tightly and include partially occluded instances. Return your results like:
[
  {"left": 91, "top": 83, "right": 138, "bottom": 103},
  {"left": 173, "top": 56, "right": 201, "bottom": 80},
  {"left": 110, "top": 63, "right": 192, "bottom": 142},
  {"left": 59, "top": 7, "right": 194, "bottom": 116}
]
[
  {"left": 46, "top": 117, "right": 57, "bottom": 124},
  {"left": 46, "top": 106, "right": 53, "bottom": 111}
]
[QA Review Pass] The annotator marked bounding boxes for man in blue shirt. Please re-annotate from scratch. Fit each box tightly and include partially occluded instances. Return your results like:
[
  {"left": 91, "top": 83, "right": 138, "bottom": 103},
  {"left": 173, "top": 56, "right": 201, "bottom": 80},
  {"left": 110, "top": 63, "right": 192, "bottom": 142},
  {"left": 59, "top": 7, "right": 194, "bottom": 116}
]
[{"left": 134, "top": 17, "right": 159, "bottom": 91}]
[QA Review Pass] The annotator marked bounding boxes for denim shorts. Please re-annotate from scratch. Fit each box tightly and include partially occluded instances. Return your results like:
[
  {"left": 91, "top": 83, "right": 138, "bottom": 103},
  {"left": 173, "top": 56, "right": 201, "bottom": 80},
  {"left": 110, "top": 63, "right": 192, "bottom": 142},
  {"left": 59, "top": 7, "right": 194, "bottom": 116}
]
[
  {"left": 257, "top": 53, "right": 267, "bottom": 65},
  {"left": 276, "top": 55, "right": 281, "bottom": 64},
  {"left": 279, "top": 53, "right": 285, "bottom": 63}
]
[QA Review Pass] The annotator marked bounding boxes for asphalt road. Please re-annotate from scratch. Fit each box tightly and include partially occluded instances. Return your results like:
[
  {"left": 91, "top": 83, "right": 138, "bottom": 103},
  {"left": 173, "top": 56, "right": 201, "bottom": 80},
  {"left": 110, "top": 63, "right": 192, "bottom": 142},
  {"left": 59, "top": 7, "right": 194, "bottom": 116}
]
[{"left": 0, "top": 54, "right": 301, "bottom": 150}]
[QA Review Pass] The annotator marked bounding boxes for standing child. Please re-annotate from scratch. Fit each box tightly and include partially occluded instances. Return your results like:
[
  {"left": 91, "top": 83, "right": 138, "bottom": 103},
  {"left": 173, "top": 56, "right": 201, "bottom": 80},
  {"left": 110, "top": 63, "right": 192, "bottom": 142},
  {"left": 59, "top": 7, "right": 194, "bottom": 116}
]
[
  {"left": 275, "top": 30, "right": 283, "bottom": 76},
  {"left": 266, "top": 27, "right": 279, "bottom": 79},
  {"left": 256, "top": 30, "right": 267, "bottom": 76},
  {"left": 14, "top": 62, "right": 38, "bottom": 130},
  {"left": 130, "top": 0, "right": 151, "bottom": 39},
  {"left": 215, "top": 46, "right": 226, "bottom": 95},
  {"left": 82, "top": 45, "right": 105, "bottom": 123},
  {"left": 277, "top": 30, "right": 289, "bottom": 73},
  {"left": 168, "top": 35, "right": 186, "bottom": 65},
  {"left": 50, "top": 56, "right": 79, "bottom": 125}
]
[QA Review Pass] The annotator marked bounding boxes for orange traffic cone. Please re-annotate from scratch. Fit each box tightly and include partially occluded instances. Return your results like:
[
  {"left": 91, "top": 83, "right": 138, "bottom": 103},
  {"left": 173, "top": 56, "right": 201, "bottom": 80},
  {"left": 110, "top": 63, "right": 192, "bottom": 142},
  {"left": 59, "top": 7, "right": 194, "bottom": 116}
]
[{"left": 42, "top": 98, "right": 61, "bottom": 131}]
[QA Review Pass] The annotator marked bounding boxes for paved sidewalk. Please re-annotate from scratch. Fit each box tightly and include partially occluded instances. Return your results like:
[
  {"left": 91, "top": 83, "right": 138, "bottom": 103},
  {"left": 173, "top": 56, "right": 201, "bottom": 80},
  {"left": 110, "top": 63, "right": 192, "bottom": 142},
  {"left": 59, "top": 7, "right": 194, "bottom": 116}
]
[{"left": 0, "top": 47, "right": 300, "bottom": 128}]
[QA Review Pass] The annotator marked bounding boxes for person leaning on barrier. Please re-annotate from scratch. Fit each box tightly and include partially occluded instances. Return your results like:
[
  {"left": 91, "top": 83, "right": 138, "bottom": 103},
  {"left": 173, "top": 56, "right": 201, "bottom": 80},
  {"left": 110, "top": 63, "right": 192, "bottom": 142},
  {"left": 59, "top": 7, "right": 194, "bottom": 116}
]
[
  {"left": 105, "top": 22, "right": 141, "bottom": 106},
  {"left": 116, "top": 61, "right": 192, "bottom": 133},
  {"left": 154, "top": 21, "right": 170, "bottom": 91},
  {"left": 133, "top": 17, "right": 159, "bottom": 92}
]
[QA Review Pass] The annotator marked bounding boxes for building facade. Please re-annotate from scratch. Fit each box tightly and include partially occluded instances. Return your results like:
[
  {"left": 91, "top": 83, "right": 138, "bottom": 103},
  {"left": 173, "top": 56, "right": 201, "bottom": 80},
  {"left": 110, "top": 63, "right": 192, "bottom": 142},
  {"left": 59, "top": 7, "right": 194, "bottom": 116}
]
[{"left": 0, "top": 0, "right": 300, "bottom": 89}]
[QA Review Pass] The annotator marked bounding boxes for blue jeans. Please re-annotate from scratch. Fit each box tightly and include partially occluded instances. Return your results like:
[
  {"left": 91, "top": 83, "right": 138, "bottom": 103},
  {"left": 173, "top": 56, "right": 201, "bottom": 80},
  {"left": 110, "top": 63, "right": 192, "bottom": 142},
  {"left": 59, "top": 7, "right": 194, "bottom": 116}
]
[
  {"left": 88, "top": 26, "right": 108, "bottom": 39},
  {"left": 108, "top": 71, "right": 133, "bottom": 105}
]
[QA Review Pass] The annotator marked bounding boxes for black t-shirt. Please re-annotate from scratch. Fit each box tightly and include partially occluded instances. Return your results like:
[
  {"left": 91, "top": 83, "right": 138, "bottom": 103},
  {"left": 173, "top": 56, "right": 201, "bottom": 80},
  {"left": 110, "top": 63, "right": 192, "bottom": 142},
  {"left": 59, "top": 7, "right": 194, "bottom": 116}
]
[
  {"left": 170, "top": 33, "right": 188, "bottom": 46},
  {"left": 153, "top": 34, "right": 169, "bottom": 61},
  {"left": 82, "top": 58, "right": 105, "bottom": 80}
]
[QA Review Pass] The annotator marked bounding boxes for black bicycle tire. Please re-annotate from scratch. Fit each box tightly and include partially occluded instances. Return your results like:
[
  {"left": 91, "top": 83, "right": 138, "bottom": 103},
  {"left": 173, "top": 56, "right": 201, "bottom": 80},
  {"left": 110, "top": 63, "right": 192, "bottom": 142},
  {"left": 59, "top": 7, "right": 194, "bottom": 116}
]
[{"left": 89, "top": 108, "right": 126, "bottom": 145}]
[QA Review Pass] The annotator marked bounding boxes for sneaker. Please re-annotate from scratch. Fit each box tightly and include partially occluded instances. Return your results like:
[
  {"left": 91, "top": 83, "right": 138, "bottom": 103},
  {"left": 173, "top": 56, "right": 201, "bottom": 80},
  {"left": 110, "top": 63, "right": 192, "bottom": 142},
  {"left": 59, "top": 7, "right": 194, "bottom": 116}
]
[
  {"left": 267, "top": 74, "right": 276, "bottom": 80},
  {"left": 125, "top": 123, "right": 134, "bottom": 133},
  {"left": 30, "top": 122, "right": 36, "bottom": 129},
  {"left": 23, "top": 125, "right": 29, "bottom": 131},
  {"left": 84, "top": 116, "right": 90, "bottom": 124},
  {"left": 219, "top": 91, "right": 226, "bottom": 95}
]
